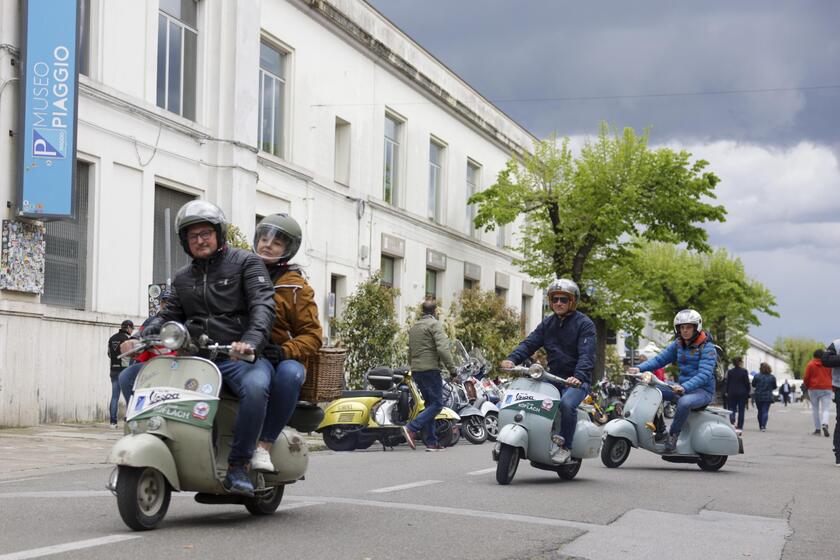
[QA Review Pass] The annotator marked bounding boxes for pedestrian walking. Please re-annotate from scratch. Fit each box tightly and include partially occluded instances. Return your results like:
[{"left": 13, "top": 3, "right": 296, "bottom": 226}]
[
  {"left": 724, "top": 357, "right": 750, "bottom": 434},
  {"left": 106, "top": 320, "right": 134, "bottom": 428},
  {"left": 818, "top": 340, "right": 840, "bottom": 466},
  {"left": 803, "top": 349, "right": 832, "bottom": 437},
  {"left": 751, "top": 362, "right": 777, "bottom": 432},
  {"left": 779, "top": 379, "right": 792, "bottom": 406},
  {"left": 402, "top": 298, "right": 458, "bottom": 452}
]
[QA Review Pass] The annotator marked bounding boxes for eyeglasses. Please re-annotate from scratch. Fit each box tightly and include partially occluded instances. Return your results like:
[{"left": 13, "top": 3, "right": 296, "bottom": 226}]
[
  {"left": 551, "top": 295, "right": 571, "bottom": 304},
  {"left": 187, "top": 230, "right": 214, "bottom": 242}
]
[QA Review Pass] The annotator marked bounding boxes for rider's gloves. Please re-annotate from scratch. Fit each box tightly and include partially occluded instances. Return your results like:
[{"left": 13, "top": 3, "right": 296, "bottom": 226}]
[{"left": 262, "top": 343, "right": 285, "bottom": 366}]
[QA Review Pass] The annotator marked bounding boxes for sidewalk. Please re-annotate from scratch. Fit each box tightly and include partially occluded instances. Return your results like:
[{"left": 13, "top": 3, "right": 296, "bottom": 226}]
[{"left": 0, "top": 422, "right": 326, "bottom": 478}]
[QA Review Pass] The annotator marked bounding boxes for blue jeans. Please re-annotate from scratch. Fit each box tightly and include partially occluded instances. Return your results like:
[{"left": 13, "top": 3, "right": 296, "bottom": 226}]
[
  {"left": 109, "top": 373, "right": 122, "bottom": 424},
  {"left": 407, "top": 370, "right": 443, "bottom": 445},
  {"left": 555, "top": 385, "right": 588, "bottom": 449},
  {"left": 756, "top": 401, "right": 772, "bottom": 429},
  {"left": 260, "top": 359, "right": 306, "bottom": 443},
  {"left": 727, "top": 395, "right": 747, "bottom": 429},
  {"left": 119, "top": 358, "right": 272, "bottom": 466},
  {"left": 659, "top": 387, "right": 713, "bottom": 435}
]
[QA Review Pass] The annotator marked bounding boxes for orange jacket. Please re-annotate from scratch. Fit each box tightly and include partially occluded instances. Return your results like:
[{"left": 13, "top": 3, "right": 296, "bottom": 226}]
[
  {"left": 269, "top": 267, "right": 323, "bottom": 361},
  {"left": 804, "top": 358, "right": 832, "bottom": 391}
]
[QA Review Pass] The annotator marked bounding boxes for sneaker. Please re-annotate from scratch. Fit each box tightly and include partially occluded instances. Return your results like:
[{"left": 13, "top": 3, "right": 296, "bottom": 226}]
[
  {"left": 663, "top": 433, "right": 677, "bottom": 453},
  {"left": 402, "top": 426, "right": 417, "bottom": 450},
  {"left": 835, "top": 456, "right": 840, "bottom": 467},
  {"left": 813, "top": 429, "right": 822, "bottom": 436},
  {"left": 223, "top": 465, "right": 254, "bottom": 497},
  {"left": 823, "top": 425, "right": 831, "bottom": 438},
  {"left": 551, "top": 434, "right": 565, "bottom": 447},
  {"left": 760, "top": 427, "right": 766, "bottom": 432},
  {"left": 425, "top": 444, "right": 445, "bottom": 452},
  {"left": 550, "top": 445, "right": 571, "bottom": 464},
  {"left": 251, "top": 446, "right": 275, "bottom": 472},
  {"left": 110, "top": 423, "right": 119, "bottom": 430},
  {"left": 735, "top": 429, "right": 743, "bottom": 436}
]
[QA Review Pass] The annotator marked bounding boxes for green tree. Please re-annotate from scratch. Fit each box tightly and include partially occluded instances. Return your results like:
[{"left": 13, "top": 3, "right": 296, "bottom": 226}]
[
  {"left": 334, "top": 273, "right": 401, "bottom": 389},
  {"left": 226, "top": 224, "right": 251, "bottom": 250},
  {"left": 470, "top": 123, "right": 726, "bottom": 376},
  {"left": 774, "top": 337, "right": 824, "bottom": 379},
  {"left": 448, "top": 288, "right": 522, "bottom": 374},
  {"left": 634, "top": 242, "right": 778, "bottom": 363}
]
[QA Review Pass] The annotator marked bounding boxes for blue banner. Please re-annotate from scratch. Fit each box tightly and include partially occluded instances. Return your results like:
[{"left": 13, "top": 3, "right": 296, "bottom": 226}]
[{"left": 17, "top": 0, "right": 79, "bottom": 218}]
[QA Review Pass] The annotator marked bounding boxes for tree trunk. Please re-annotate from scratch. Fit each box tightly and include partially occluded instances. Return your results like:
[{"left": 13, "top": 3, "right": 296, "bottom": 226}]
[{"left": 593, "top": 316, "right": 607, "bottom": 381}]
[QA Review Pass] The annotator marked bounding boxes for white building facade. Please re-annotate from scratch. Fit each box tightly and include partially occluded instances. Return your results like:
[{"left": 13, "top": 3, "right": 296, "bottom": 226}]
[{"left": 0, "top": 0, "right": 542, "bottom": 426}]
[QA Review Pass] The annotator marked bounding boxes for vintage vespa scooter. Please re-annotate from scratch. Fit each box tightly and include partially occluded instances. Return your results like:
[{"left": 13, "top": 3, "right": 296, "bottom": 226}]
[
  {"left": 106, "top": 321, "right": 315, "bottom": 531},
  {"left": 492, "top": 364, "right": 602, "bottom": 485},
  {"left": 600, "top": 371, "right": 743, "bottom": 471}
]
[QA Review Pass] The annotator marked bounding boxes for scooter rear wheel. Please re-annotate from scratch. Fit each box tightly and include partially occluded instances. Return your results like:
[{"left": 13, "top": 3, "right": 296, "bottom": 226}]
[
  {"left": 115, "top": 466, "right": 171, "bottom": 531},
  {"left": 601, "top": 435, "right": 631, "bottom": 468},
  {"left": 244, "top": 485, "right": 285, "bottom": 515},
  {"left": 697, "top": 454, "right": 727, "bottom": 471},
  {"left": 496, "top": 444, "right": 519, "bottom": 485},
  {"left": 322, "top": 425, "right": 360, "bottom": 451}
]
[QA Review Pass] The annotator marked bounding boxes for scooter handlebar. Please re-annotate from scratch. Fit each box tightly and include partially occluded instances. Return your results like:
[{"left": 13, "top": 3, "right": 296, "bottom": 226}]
[
  {"left": 207, "top": 344, "right": 256, "bottom": 363},
  {"left": 500, "top": 365, "right": 571, "bottom": 385}
]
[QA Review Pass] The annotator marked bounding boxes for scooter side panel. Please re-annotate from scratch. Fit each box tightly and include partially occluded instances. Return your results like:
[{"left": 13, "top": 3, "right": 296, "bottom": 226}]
[
  {"left": 689, "top": 414, "right": 740, "bottom": 455},
  {"left": 108, "top": 433, "right": 181, "bottom": 490},
  {"left": 572, "top": 409, "right": 603, "bottom": 459},
  {"left": 265, "top": 428, "right": 309, "bottom": 484},
  {"left": 317, "top": 397, "right": 378, "bottom": 430}
]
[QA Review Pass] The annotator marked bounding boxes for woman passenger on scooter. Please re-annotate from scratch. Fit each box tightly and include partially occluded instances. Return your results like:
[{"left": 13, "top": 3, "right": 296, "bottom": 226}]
[
  {"left": 629, "top": 309, "right": 716, "bottom": 453},
  {"left": 250, "top": 213, "right": 323, "bottom": 472}
]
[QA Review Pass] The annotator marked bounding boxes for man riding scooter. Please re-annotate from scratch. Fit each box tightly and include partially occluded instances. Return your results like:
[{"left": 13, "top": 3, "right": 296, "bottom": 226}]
[
  {"left": 119, "top": 200, "right": 275, "bottom": 497},
  {"left": 628, "top": 309, "right": 716, "bottom": 453},
  {"left": 500, "top": 278, "right": 596, "bottom": 463}
]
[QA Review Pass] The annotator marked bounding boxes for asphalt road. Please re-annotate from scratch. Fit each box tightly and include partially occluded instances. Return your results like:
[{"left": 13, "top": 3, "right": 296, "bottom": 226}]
[{"left": 0, "top": 401, "right": 838, "bottom": 560}]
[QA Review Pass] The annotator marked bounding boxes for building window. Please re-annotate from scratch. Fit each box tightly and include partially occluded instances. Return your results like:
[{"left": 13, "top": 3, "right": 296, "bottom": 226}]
[
  {"left": 328, "top": 274, "right": 346, "bottom": 344},
  {"left": 334, "top": 117, "right": 351, "bottom": 185},
  {"left": 425, "top": 269, "right": 438, "bottom": 299},
  {"left": 383, "top": 114, "right": 401, "bottom": 205},
  {"left": 520, "top": 295, "right": 532, "bottom": 335},
  {"left": 428, "top": 140, "right": 444, "bottom": 222},
  {"left": 43, "top": 162, "right": 91, "bottom": 309},
  {"left": 464, "top": 277, "right": 477, "bottom": 291},
  {"left": 496, "top": 225, "right": 506, "bottom": 248},
  {"left": 156, "top": 0, "right": 197, "bottom": 120},
  {"left": 495, "top": 286, "right": 508, "bottom": 302},
  {"left": 380, "top": 255, "right": 395, "bottom": 288},
  {"left": 78, "top": 0, "right": 91, "bottom": 76},
  {"left": 153, "top": 186, "right": 195, "bottom": 285},
  {"left": 466, "top": 161, "right": 480, "bottom": 236},
  {"left": 258, "top": 40, "right": 287, "bottom": 158}
]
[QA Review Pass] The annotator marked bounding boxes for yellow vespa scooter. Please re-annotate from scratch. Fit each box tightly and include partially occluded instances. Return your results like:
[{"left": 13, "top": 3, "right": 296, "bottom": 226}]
[{"left": 317, "top": 367, "right": 461, "bottom": 450}]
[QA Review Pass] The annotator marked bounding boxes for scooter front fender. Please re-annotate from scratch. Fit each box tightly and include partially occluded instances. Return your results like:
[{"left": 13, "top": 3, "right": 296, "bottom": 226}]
[
  {"left": 602, "top": 418, "right": 639, "bottom": 448},
  {"left": 108, "top": 433, "right": 180, "bottom": 490},
  {"left": 496, "top": 422, "right": 528, "bottom": 451},
  {"left": 435, "top": 406, "right": 461, "bottom": 421},
  {"left": 457, "top": 405, "right": 484, "bottom": 419}
]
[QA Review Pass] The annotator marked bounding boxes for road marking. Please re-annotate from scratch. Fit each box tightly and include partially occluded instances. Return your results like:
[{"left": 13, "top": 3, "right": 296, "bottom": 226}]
[
  {"left": 0, "top": 491, "right": 113, "bottom": 499},
  {"left": 466, "top": 467, "right": 496, "bottom": 476},
  {"left": 0, "top": 535, "right": 140, "bottom": 560},
  {"left": 0, "top": 477, "right": 43, "bottom": 485},
  {"left": 368, "top": 480, "right": 442, "bottom": 493}
]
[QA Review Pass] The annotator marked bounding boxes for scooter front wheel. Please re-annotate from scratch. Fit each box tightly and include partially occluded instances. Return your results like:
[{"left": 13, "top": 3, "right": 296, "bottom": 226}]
[
  {"left": 244, "top": 484, "right": 285, "bottom": 515},
  {"left": 115, "top": 466, "right": 171, "bottom": 531},
  {"left": 600, "top": 435, "right": 631, "bottom": 468},
  {"left": 496, "top": 444, "right": 519, "bottom": 485},
  {"left": 462, "top": 417, "right": 488, "bottom": 444}
]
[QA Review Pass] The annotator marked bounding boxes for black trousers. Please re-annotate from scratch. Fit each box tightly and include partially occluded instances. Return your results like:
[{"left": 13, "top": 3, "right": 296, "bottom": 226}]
[{"left": 833, "top": 388, "right": 840, "bottom": 458}]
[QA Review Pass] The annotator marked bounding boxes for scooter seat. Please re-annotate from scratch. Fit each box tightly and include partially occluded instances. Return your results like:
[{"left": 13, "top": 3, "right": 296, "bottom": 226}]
[
  {"left": 339, "top": 390, "right": 400, "bottom": 400},
  {"left": 691, "top": 404, "right": 709, "bottom": 411}
]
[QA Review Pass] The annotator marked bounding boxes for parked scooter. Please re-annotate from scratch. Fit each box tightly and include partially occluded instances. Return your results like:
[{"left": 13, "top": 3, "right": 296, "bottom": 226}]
[
  {"left": 317, "top": 367, "right": 461, "bottom": 450},
  {"left": 106, "top": 321, "right": 316, "bottom": 530},
  {"left": 444, "top": 341, "right": 488, "bottom": 444},
  {"left": 464, "top": 348, "right": 502, "bottom": 441},
  {"left": 492, "top": 364, "right": 603, "bottom": 485},
  {"left": 600, "top": 371, "right": 743, "bottom": 471}
]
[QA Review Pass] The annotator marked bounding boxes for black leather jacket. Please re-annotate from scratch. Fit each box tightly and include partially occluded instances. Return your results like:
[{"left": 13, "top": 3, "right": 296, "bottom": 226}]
[{"left": 152, "top": 246, "right": 275, "bottom": 355}]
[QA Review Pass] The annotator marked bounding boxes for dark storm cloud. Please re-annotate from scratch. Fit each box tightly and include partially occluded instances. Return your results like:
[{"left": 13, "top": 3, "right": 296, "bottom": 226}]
[{"left": 367, "top": 0, "right": 840, "bottom": 145}]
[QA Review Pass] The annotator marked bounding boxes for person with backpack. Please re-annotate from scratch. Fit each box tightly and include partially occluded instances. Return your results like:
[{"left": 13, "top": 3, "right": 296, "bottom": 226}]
[{"left": 107, "top": 320, "right": 134, "bottom": 428}]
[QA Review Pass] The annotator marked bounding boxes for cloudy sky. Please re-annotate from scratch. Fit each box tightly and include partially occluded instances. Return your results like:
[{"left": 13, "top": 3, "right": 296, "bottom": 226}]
[{"left": 368, "top": 0, "right": 840, "bottom": 346}]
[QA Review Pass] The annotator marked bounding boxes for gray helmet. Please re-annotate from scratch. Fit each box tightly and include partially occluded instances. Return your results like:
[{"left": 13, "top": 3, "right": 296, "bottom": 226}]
[
  {"left": 673, "top": 309, "right": 702, "bottom": 337},
  {"left": 253, "top": 213, "right": 302, "bottom": 265},
  {"left": 175, "top": 200, "right": 228, "bottom": 254},
  {"left": 547, "top": 278, "right": 580, "bottom": 311}
]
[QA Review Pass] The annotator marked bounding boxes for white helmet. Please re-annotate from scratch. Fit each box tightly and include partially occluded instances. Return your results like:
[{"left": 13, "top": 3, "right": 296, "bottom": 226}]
[
  {"left": 547, "top": 278, "right": 580, "bottom": 311},
  {"left": 673, "top": 309, "right": 702, "bottom": 337}
]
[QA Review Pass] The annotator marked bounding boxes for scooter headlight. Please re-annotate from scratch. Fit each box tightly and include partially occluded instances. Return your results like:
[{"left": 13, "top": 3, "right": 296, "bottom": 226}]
[
  {"left": 528, "top": 364, "right": 542, "bottom": 379},
  {"left": 159, "top": 321, "right": 188, "bottom": 350}
]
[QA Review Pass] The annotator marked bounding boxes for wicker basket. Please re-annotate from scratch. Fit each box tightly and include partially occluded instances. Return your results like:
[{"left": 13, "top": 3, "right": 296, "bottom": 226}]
[{"left": 300, "top": 347, "right": 346, "bottom": 402}]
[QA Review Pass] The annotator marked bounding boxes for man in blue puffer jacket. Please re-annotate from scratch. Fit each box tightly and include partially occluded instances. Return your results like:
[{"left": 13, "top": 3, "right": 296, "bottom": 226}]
[{"left": 630, "top": 309, "right": 716, "bottom": 453}]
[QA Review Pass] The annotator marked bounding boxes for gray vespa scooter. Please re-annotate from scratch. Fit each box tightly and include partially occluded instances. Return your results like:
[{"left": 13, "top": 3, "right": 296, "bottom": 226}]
[
  {"left": 601, "top": 372, "right": 743, "bottom": 471},
  {"left": 106, "top": 321, "right": 315, "bottom": 530},
  {"left": 491, "top": 364, "right": 602, "bottom": 485}
]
